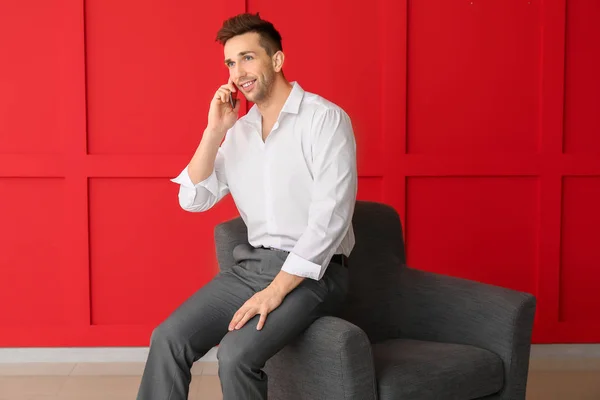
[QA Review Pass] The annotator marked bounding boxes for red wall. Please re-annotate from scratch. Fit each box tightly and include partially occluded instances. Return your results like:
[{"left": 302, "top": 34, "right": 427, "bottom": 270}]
[{"left": 1, "top": 0, "right": 599, "bottom": 346}]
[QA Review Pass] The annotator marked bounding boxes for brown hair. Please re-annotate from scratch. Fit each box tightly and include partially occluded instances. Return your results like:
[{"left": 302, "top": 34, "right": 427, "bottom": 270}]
[{"left": 216, "top": 13, "right": 283, "bottom": 56}]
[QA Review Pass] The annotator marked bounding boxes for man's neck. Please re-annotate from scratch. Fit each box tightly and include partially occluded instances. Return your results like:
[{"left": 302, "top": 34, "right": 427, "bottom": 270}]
[{"left": 256, "top": 77, "right": 293, "bottom": 124}]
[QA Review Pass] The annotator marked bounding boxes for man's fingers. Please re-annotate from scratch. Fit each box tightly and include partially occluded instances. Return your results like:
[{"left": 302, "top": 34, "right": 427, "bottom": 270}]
[
  {"left": 219, "top": 84, "right": 236, "bottom": 94},
  {"left": 229, "top": 307, "right": 246, "bottom": 331},
  {"left": 227, "top": 78, "right": 237, "bottom": 92},
  {"left": 256, "top": 310, "right": 268, "bottom": 331},
  {"left": 234, "top": 309, "right": 256, "bottom": 330},
  {"left": 228, "top": 317, "right": 237, "bottom": 331},
  {"left": 219, "top": 89, "right": 229, "bottom": 104},
  {"left": 215, "top": 88, "right": 231, "bottom": 103}
]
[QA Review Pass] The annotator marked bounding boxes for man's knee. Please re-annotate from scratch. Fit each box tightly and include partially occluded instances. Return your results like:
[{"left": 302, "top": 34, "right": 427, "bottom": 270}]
[
  {"left": 217, "top": 333, "right": 262, "bottom": 372},
  {"left": 150, "top": 319, "right": 185, "bottom": 350}
]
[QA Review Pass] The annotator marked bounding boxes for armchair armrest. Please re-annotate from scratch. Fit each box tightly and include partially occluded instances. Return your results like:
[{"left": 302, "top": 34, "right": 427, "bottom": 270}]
[
  {"left": 264, "top": 316, "right": 378, "bottom": 400},
  {"left": 214, "top": 217, "right": 247, "bottom": 272},
  {"left": 395, "top": 266, "right": 536, "bottom": 400}
]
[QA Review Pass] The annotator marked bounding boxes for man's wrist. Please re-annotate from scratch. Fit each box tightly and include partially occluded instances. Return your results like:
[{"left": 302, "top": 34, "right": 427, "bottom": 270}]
[
  {"left": 268, "top": 270, "right": 305, "bottom": 298},
  {"left": 204, "top": 127, "right": 226, "bottom": 141},
  {"left": 267, "top": 283, "right": 286, "bottom": 299}
]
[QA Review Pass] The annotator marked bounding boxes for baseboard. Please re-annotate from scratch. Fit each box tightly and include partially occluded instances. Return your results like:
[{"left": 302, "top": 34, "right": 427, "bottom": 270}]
[
  {"left": 529, "top": 343, "right": 600, "bottom": 358},
  {"left": 0, "top": 346, "right": 218, "bottom": 363},
  {"left": 1, "top": 344, "right": 599, "bottom": 363}
]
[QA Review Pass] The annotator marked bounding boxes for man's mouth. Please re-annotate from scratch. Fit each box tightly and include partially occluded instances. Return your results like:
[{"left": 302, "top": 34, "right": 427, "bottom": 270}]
[{"left": 240, "top": 79, "right": 257, "bottom": 91}]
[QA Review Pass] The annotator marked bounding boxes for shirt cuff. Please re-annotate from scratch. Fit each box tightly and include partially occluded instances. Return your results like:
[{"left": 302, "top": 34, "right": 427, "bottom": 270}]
[
  {"left": 170, "top": 166, "right": 220, "bottom": 197},
  {"left": 280, "top": 252, "right": 325, "bottom": 281}
]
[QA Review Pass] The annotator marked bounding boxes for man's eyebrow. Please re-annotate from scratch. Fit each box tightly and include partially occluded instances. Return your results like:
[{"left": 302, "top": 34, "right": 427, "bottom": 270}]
[{"left": 224, "top": 51, "right": 256, "bottom": 64}]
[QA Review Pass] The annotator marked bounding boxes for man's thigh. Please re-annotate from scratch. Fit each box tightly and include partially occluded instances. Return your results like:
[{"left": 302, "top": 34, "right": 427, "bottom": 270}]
[
  {"left": 154, "top": 269, "right": 256, "bottom": 355},
  {"left": 217, "top": 262, "right": 348, "bottom": 365}
]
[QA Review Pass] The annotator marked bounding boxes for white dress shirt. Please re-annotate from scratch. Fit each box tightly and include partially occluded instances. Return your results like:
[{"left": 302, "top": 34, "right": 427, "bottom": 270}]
[{"left": 171, "top": 82, "right": 357, "bottom": 280}]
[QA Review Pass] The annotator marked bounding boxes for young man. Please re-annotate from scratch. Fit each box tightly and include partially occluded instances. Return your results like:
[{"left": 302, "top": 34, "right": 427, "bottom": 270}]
[{"left": 136, "top": 12, "right": 357, "bottom": 400}]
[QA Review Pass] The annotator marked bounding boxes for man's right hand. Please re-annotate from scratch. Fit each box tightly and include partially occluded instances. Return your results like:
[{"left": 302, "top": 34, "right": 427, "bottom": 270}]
[{"left": 207, "top": 78, "right": 241, "bottom": 139}]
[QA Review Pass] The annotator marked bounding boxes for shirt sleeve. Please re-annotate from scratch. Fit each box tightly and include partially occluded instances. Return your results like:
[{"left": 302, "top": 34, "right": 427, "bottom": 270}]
[
  {"left": 280, "top": 108, "right": 358, "bottom": 280},
  {"left": 170, "top": 135, "right": 230, "bottom": 212}
]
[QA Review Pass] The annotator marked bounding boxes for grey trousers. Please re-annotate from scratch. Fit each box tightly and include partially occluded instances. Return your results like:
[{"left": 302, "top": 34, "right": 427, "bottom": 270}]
[{"left": 136, "top": 243, "right": 349, "bottom": 400}]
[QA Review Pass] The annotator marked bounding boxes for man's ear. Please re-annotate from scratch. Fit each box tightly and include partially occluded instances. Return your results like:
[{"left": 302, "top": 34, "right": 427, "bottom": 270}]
[{"left": 272, "top": 51, "right": 285, "bottom": 72}]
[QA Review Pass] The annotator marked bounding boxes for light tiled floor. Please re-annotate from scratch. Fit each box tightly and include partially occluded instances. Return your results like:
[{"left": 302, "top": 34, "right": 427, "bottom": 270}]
[
  {"left": 0, "top": 362, "right": 221, "bottom": 400},
  {"left": 0, "top": 361, "right": 599, "bottom": 399}
]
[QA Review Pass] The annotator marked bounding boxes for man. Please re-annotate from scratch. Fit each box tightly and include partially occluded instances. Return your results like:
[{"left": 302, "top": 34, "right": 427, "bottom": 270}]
[{"left": 136, "top": 12, "right": 357, "bottom": 400}]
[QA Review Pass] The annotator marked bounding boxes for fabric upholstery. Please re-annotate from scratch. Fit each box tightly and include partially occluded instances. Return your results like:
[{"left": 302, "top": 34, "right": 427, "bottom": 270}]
[
  {"left": 213, "top": 200, "right": 536, "bottom": 400},
  {"left": 393, "top": 267, "right": 536, "bottom": 400},
  {"left": 372, "top": 338, "right": 504, "bottom": 400},
  {"left": 334, "top": 201, "right": 407, "bottom": 344},
  {"left": 264, "top": 316, "right": 378, "bottom": 400}
]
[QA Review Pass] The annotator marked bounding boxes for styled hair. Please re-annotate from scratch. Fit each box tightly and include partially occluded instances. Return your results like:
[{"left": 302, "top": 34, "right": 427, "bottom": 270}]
[{"left": 216, "top": 13, "right": 283, "bottom": 56}]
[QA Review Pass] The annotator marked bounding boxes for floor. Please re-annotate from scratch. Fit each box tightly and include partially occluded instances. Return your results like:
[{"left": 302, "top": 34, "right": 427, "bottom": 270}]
[{"left": 0, "top": 360, "right": 599, "bottom": 399}]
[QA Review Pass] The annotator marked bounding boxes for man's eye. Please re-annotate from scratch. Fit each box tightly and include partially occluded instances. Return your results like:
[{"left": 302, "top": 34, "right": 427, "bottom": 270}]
[{"left": 244, "top": 55, "right": 253, "bottom": 61}]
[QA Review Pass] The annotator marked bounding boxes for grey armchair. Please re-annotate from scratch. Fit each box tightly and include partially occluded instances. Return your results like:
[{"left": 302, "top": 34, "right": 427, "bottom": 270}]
[{"left": 214, "top": 201, "right": 537, "bottom": 400}]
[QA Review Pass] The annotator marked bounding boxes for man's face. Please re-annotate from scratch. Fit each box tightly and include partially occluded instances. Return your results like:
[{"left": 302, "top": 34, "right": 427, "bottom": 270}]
[{"left": 224, "top": 32, "right": 276, "bottom": 104}]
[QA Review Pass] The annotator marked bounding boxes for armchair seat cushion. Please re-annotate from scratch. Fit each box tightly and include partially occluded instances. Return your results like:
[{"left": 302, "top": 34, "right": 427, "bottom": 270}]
[{"left": 373, "top": 338, "right": 504, "bottom": 400}]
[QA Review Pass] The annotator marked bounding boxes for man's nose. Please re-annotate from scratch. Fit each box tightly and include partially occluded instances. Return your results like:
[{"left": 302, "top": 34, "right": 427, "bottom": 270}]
[{"left": 231, "top": 64, "right": 246, "bottom": 81}]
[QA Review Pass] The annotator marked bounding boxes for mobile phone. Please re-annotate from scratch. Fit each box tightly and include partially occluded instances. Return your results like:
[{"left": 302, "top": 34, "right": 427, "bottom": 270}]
[{"left": 229, "top": 90, "right": 237, "bottom": 109}]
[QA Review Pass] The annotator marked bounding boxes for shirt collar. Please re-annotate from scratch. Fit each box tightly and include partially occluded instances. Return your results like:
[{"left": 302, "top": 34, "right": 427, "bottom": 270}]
[
  {"left": 281, "top": 81, "right": 304, "bottom": 115},
  {"left": 244, "top": 81, "right": 305, "bottom": 124}
]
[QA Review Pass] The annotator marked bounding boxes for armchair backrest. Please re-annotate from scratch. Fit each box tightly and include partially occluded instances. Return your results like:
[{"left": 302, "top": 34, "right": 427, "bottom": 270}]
[
  {"left": 214, "top": 200, "right": 407, "bottom": 343},
  {"left": 336, "top": 201, "right": 406, "bottom": 343}
]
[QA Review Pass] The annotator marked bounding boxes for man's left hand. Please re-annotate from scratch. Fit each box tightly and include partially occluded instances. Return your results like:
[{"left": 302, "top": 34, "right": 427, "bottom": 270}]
[{"left": 229, "top": 286, "right": 285, "bottom": 331}]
